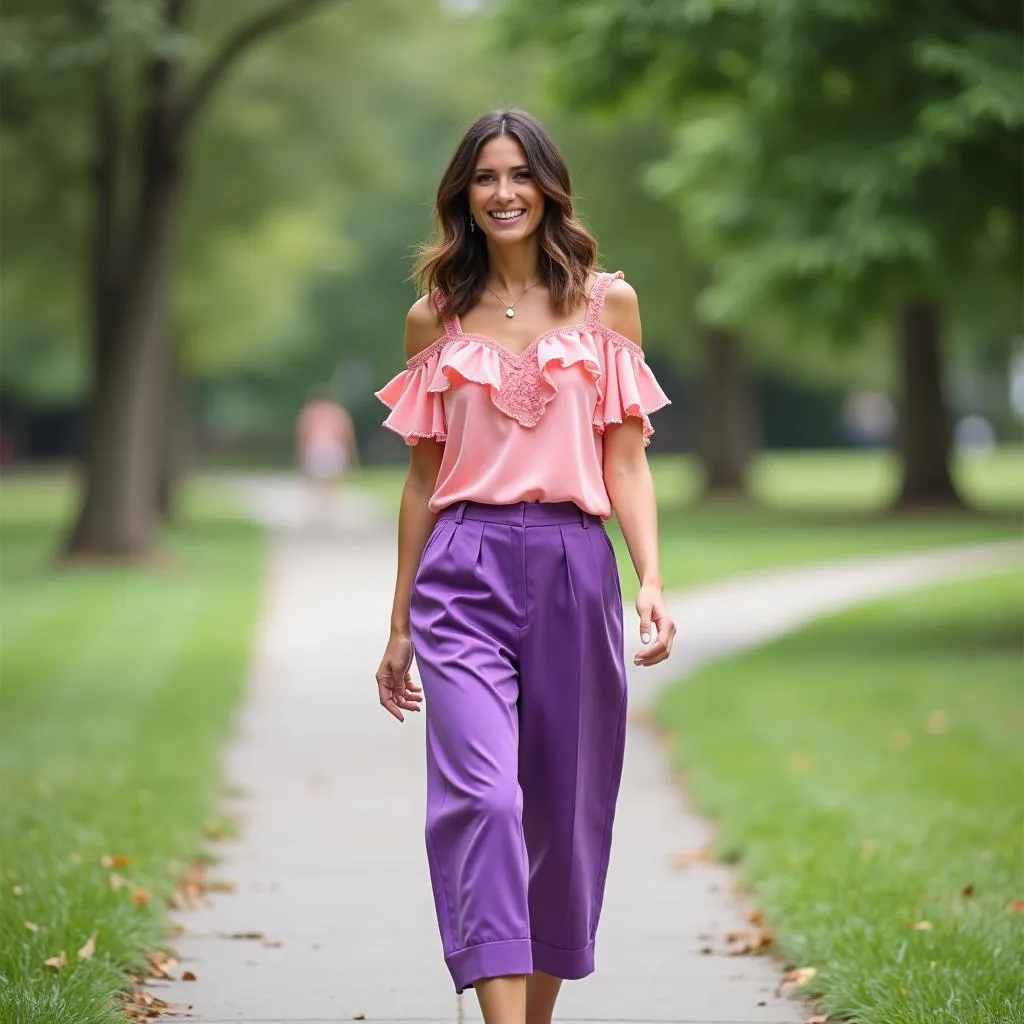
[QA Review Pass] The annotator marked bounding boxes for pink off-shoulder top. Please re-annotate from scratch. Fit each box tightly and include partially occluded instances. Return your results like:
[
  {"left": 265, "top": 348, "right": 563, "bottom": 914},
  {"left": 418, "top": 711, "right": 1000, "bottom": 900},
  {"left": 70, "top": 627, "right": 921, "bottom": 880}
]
[{"left": 374, "top": 271, "right": 670, "bottom": 520}]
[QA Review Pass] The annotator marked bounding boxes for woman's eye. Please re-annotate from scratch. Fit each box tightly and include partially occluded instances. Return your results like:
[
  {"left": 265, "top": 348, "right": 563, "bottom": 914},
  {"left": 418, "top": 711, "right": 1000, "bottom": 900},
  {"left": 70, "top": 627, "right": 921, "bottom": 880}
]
[
  {"left": 515, "top": 171, "right": 531, "bottom": 180},
  {"left": 474, "top": 173, "right": 493, "bottom": 183}
]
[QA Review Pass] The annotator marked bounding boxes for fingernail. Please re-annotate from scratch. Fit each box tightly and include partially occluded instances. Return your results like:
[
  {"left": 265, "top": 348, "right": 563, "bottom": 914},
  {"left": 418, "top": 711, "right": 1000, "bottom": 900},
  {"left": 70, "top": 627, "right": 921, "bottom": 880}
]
[{"left": 641, "top": 632, "right": 650, "bottom": 644}]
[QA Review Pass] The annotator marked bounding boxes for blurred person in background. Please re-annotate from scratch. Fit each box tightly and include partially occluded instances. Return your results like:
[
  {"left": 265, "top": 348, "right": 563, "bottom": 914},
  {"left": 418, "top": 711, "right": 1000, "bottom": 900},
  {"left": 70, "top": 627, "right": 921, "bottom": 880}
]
[
  {"left": 295, "top": 391, "right": 359, "bottom": 526},
  {"left": 373, "top": 109, "right": 674, "bottom": 1024}
]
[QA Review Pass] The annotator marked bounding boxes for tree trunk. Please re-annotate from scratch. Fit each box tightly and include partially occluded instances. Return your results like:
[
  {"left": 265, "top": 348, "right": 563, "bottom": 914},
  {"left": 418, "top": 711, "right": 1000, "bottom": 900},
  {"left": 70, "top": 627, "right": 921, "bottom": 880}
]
[
  {"left": 157, "top": 332, "right": 190, "bottom": 523},
  {"left": 64, "top": 146, "right": 183, "bottom": 557},
  {"left": 699, "top": 327, "right": 757, "bottom": 497},
  {"left": 893, "top": 302, "right": 963, "bottom": 508}
]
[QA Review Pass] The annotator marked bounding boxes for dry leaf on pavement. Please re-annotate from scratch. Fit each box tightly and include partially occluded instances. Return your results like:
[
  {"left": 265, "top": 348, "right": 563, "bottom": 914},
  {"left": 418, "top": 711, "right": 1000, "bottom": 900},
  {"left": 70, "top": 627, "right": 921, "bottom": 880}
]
[
  {"left": 725, "top": 928, "right": 773, "bottom": 955},
  {"left": 671, "top": 846, "right": 713, "bottom": 868}
]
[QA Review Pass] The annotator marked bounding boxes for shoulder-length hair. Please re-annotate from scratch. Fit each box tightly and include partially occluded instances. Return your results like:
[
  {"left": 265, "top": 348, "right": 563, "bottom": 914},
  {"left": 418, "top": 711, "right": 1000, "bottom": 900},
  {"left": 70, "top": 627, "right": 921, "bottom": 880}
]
[{"left": 413, "top": 108, "right": 599, "bottom": 318}]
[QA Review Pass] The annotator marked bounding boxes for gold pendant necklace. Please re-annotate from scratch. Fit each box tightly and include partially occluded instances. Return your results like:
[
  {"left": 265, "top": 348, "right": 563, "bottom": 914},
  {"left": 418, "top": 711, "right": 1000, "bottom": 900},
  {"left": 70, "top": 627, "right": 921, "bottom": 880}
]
[{"left": 486, "top": 279, "right": 540, "bottom": 319}]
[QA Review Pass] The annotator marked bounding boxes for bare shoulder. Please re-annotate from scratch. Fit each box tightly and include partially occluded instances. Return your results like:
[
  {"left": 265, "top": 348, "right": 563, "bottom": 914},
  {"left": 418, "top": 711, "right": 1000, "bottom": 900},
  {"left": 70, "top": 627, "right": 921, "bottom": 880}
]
[
  {"left": 404, "top": 294, "right": 446, "bottom": 361},
  {"left": 601, "top": 277, "right": 643, "bottom": 346}
]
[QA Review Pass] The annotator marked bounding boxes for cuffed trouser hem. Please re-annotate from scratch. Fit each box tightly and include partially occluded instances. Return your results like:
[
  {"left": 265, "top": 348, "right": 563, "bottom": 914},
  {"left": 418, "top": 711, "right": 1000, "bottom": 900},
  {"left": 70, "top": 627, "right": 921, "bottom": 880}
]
[
  {"left": 531, "top": 937, "right": 595, "bottom": 980},
  {"left": 446, "top": 938, "right": 534, "bottom": 994}
]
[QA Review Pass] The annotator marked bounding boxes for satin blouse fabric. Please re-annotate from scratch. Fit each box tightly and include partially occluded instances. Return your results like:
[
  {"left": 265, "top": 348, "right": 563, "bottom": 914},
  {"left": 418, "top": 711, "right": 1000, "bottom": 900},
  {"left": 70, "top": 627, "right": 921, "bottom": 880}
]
[{"left": 374, "top": 271, "right": 670, "bottom": 520}]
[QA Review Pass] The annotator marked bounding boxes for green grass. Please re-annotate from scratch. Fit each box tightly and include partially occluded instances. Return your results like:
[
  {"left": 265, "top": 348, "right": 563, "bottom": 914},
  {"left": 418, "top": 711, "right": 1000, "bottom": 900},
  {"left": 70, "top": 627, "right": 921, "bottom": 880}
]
[
  {"left": 352, "top": 448, "right": 1023, "bottom": 588},
  {"left": 0, "top": 478, "right": 265, "bottom": 1024},
  {"left": 654, "top": 572, "right": 1024, "bottom": 1024}
]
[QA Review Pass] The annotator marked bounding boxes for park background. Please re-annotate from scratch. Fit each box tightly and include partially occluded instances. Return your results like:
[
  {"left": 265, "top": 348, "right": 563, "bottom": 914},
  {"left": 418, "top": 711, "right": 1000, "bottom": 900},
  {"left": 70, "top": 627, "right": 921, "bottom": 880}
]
[{"left": 1, "top": 2, "right": 1021, "bottom": 1023}]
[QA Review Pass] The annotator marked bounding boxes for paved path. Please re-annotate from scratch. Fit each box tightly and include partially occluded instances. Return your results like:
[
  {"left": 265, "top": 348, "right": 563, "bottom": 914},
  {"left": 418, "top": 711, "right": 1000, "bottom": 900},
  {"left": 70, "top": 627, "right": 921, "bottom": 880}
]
[{"left": 160, "top": 476, "right": 1020, "bottom": 1024}]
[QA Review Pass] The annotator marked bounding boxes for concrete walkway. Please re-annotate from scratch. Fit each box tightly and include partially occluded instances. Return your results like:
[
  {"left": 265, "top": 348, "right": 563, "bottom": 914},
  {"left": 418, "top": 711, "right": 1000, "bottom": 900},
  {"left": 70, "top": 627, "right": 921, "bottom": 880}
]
[{"left": 159, "top": 476, "right": 1020, "bottom": 1024}]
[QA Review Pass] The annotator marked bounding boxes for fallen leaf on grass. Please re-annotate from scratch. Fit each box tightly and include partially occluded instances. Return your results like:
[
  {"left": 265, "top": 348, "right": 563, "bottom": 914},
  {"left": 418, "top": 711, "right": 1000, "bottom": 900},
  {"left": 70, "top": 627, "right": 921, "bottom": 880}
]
[
  {"left": 786, "top": 966, "right": 817, "bottom": 988},
  {"left": 671, "top": 847, "right": 713, "bottom": 868},
  {"left": 1009, "top": 900, "right": 1024, "bottom": 913},
  {"left": 961, "top": 883, "right": 975, "bottom": 898},
  {"left": 43, "top": 952, "right": 67, "bottom": 972},
  {"left": 924, "top": 709, "right": 949, "bottom": 734},
  {"left": 114, "top": 988, "right": 189, "bottom": 1021},
  {"left": 911, "top": 920, "right": 933, "bottom": 931},
  {"left": 166, "top": 862, "right": 208, "bottom": 910},
  {"left": 24, "top": 921, "right": 39, "bottom": 932},
  {"left": 100, "top": 854, "right": 132, "bottom": 869},
  {"left": 203, "top": 817, "right": 232, "bottom": 840},
  {"left": 11, "top": 885, "right": 23, "bottom": 897},
  {"left": 140, "top": 951, "right": 179, "bottom": 980},
  {"left": 132, "top": 889, "right": 151, "bottom": 908},
  {"left": 78, "top": 932, "right": 97, "bottom": 960},
  {"left": 108, "top": 873, "right": 128, "bottom": 892}
]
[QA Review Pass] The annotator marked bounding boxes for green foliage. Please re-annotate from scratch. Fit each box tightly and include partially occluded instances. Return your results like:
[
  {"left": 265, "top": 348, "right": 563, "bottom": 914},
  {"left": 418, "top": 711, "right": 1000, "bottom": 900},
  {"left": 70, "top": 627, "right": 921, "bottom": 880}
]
[
  {"left": 0, "top": 1, "right": 411, "bottom": 400},
  {"left": 502, "top": 0, "right": 1024, "bottom": 339}
]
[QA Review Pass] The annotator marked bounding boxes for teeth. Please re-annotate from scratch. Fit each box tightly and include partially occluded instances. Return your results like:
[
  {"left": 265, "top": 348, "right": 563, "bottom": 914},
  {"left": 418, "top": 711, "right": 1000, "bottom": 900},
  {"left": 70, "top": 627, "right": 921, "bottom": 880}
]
[{"left": 491, "top": 210, "right": 524, "bottom": 220}]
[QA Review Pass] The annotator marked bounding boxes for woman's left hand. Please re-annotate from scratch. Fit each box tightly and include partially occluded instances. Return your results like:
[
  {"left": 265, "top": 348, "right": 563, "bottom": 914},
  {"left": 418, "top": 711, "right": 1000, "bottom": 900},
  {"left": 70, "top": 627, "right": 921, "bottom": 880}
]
[{"left": 633, "top": 583, "right": 676, "bottom": 667}]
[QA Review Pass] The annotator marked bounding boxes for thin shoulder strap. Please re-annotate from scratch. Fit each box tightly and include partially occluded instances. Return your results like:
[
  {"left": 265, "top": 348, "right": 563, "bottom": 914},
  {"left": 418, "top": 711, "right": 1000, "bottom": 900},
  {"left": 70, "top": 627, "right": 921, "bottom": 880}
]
[
  {"left": 585, "top": 270, "right": 625, "bottom": 327},
  {"left": 432, "top": 289, "right": 462, "bottom": 342}
]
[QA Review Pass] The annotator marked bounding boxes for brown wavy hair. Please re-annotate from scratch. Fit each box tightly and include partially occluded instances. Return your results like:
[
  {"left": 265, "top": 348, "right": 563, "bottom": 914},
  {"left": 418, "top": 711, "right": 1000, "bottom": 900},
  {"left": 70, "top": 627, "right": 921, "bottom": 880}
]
[{"left": 414, "top": 108, "right": 600, "bottom": 318}]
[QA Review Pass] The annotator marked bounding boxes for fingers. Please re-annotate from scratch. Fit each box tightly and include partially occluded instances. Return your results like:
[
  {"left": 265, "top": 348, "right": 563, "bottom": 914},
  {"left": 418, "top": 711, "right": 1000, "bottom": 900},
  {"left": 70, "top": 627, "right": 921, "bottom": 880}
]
[
  {"left": 633, "top": 603, "right": 676, "bottom": 668},
  {"left": 376, "top": 663, "right": 423, "bottom": 722}
]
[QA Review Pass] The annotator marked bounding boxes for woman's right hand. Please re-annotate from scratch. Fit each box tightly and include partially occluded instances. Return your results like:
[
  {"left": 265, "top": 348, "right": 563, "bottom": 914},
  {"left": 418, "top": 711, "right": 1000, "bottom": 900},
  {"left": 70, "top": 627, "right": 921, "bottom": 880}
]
[{"left": 375, "top": 631, "right": 423, "bottom": 723}]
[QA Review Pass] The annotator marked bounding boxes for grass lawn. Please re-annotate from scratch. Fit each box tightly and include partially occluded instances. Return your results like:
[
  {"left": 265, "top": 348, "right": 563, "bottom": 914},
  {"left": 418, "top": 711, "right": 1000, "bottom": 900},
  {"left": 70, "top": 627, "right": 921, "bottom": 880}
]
[
  {"left": 0, "top": 479, "right": 265, "bottom": 1024},
  {"left": 352, "top": 448, "right": 1023, "bottom": 588},
  {"left": 654, "top": 572, "right": 1024, "bottom": 1024}
]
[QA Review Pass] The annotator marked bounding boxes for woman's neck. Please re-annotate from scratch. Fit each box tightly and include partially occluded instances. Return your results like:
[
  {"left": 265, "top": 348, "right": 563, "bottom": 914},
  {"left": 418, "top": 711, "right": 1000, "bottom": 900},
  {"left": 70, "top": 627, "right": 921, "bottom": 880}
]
[{"left": 485, "top": 241, "right": 542, "bottom": 294}]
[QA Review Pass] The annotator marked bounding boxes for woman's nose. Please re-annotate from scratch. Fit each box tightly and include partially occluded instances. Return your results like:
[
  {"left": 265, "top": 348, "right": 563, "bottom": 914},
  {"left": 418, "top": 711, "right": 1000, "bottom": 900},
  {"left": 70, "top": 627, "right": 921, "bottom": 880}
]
[{"left": 497, "top": 177, "right": 515, "bottom": 200}]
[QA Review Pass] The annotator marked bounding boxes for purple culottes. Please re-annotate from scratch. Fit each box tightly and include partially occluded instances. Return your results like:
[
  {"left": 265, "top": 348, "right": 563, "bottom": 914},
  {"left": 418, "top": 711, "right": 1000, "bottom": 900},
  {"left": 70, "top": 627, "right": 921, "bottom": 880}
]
[{"left": 409, "top": 500, "right": 628, "bottom": 993}]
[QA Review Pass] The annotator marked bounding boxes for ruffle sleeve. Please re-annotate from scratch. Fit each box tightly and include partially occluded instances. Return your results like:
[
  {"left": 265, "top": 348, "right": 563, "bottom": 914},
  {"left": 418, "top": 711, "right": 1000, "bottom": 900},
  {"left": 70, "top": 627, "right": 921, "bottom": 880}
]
[
  {"left": 594, "top": 335, "right": 671, "bottom": 446},
  {"left": 374, "top": 343, "right": 448, "bottom": 446}
]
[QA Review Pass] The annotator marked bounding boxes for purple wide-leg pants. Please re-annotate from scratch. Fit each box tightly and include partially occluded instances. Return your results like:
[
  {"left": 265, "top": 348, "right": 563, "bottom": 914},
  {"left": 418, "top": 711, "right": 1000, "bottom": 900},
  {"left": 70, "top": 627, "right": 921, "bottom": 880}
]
[{"left": 409, "top": 500, "right": 628, "bottom": 994}]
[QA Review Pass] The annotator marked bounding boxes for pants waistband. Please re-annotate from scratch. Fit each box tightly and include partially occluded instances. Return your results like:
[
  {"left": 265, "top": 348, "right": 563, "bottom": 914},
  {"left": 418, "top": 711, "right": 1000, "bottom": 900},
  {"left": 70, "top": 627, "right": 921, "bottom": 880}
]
[{"left": 438, "top": 500, "right": 597, "bottom": 528}]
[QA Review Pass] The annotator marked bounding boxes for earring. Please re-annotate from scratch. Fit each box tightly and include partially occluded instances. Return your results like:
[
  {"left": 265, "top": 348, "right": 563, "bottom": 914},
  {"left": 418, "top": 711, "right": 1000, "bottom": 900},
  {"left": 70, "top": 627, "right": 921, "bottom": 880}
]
[{"left": 469, "top": 216, "right": 475, "bottom": 233}]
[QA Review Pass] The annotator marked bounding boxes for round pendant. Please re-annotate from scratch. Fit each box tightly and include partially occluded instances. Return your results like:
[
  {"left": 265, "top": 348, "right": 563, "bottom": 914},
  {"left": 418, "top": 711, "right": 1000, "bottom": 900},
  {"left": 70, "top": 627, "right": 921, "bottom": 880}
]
[{"left": 505, "top": 308, "right": 515, "bottom": 318}]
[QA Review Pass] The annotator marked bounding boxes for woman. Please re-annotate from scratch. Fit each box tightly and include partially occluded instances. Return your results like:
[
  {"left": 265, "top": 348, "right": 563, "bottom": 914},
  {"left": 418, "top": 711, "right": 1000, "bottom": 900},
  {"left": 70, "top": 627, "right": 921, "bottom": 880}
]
[{"left": 373, "top": 109, "right": 675, "bottom": 1024}]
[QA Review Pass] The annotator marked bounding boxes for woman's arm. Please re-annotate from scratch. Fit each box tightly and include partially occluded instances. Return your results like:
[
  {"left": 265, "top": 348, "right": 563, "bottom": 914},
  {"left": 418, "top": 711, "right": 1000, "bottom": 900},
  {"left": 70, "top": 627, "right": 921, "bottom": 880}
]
[
  {"left": 388, "top": 441, "right": 443, "bottom": 635},
  {"left": 600, "top": 280, "right": 676, "bottom": 667},
  {"left": 376, "top": 298, "right": 446, "bottom": 720}
]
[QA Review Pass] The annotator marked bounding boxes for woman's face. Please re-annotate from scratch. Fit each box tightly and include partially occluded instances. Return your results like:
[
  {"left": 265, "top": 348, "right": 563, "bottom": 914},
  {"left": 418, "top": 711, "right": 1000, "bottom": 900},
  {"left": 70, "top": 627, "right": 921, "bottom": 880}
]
[{"left": 467, "top": 135, "right": 545, "bottom": 245}]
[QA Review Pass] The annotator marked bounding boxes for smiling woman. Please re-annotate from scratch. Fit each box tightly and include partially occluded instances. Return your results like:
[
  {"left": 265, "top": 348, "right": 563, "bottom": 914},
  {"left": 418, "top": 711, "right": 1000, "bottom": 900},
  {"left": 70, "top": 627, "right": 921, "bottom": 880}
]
[{"left": 371, "top": 108, "right": 673, "bottom": 1024}]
